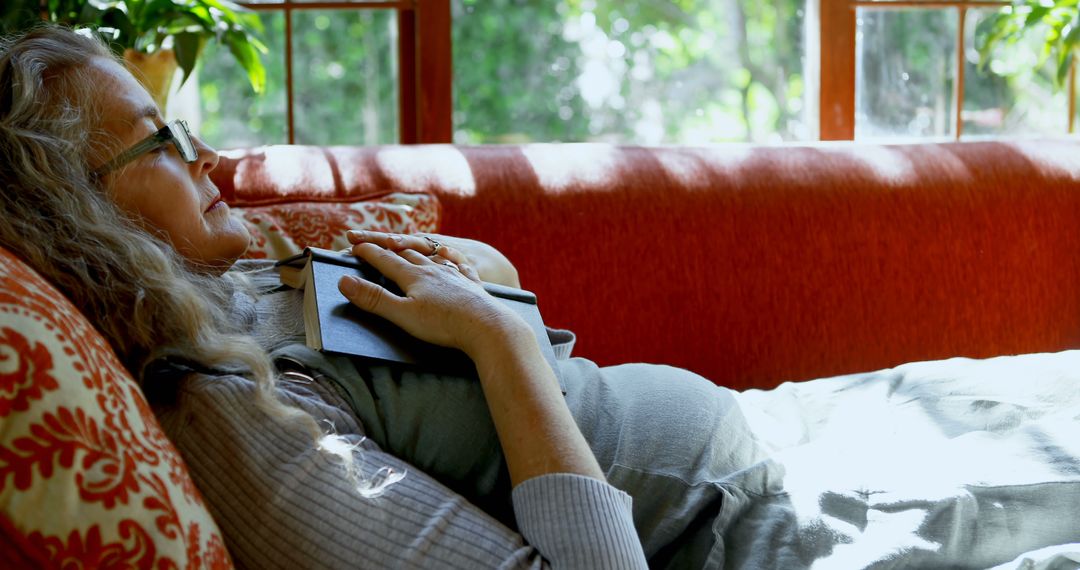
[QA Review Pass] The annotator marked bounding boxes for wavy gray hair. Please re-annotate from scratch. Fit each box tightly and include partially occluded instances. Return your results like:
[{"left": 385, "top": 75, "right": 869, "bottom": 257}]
[{"left": 0, "top": 24, "right": 397, "bottom": 497}]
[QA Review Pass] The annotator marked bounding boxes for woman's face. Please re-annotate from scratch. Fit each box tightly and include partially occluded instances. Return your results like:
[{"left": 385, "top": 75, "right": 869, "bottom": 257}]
[{"left": 86, "top": 57, "right": 249, "bottom": 270}]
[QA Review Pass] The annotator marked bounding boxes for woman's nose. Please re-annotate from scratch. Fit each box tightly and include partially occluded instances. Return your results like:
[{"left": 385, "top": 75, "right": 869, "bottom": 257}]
[{"left": 193, "top": 135, "right": 220, "bottom": 175}]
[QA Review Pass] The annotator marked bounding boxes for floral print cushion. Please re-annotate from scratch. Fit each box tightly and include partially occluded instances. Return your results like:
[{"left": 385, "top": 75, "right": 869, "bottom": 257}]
[
  {"left": 233, "top": 192, "right": 441, "bottom": 260},
  {"left": 0, "top": 246, "right": 232, "bottom": 568}
]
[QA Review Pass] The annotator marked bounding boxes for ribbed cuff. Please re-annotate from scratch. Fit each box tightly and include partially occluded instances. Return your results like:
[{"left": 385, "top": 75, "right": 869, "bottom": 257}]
[
  {"left": 512, "top": 473, "right": 647, "bottom": 570},
  {"left": 545, "top": 327, "right": 577, "bottom": 361}
]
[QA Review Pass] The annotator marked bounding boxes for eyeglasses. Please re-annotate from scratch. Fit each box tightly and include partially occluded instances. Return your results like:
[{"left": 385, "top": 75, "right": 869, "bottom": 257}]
[{"left": 94, "top": 119, "right": 198, "bottom": 175}]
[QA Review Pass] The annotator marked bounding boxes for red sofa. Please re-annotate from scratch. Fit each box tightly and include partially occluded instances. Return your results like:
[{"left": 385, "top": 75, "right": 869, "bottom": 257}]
[
  {"left": 212, "top": 140, "right": 1080, "bottom": 391},
  {"left": 5, "top": 139, "right": 1080, "bottom": 566}
]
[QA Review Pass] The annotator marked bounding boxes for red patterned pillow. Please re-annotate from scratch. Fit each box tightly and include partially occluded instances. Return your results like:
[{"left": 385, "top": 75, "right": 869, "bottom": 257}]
[
  {"left": 0, "top": 247, "right": 232, "bottom": 568},
  {"left": 233, "top": 192, "right": 440, "bottom": 260}
]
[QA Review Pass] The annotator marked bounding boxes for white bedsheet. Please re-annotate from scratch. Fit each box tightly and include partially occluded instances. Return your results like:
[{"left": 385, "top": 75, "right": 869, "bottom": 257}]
[{"left": 729, "top": 351, "right": 1080, "bottom": 569}]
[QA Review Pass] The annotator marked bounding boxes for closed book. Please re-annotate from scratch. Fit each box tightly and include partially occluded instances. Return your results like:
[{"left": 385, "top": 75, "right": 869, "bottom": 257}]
[{"left": 276, "top": 247, "right": 562, "bottom": 380}]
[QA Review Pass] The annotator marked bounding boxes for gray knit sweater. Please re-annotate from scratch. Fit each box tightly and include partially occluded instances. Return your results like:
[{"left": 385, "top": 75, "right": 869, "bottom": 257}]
[{"left": 154, "top": 265, "right": 647, "bottom": 569}]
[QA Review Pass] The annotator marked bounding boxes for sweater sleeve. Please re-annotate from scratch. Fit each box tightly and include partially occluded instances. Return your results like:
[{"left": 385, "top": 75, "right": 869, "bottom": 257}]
[
  {"left": 514, "top": 474, "right": 647, "bottom": 570},
  {"left": 546, "top": 327, "right": 576, "bottom": 361},
  {"left": 156, "top": 373, "right": 646, "bottom": 569}
]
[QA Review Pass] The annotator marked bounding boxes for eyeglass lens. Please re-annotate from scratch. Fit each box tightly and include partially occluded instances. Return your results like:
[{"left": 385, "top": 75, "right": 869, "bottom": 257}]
[{"left": 168, "top": 120, "right": 197, "bottom": 162}]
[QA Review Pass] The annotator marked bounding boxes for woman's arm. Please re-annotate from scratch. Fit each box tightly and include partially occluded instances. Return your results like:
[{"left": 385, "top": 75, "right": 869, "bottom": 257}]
[
  {"left": 466, "top": 309, "right": 603, "bottom": 484},
  {"left": 338, "top": 243, "right": 647, "bottom": 567},
  {"left": 338, "top": 242, "right": 599, "bottom": 484}
]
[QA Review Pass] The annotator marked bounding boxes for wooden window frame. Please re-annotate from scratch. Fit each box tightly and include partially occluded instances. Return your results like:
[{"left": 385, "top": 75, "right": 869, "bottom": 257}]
[
  {"left": 818, "top": 0, "right": 1076, "bottom": 140},
  {"left": 243, "top": 0, "right": 1074, "bottom": 144},
  {"left": 237, "top": 0, "right": 451, "bottom": 144}
]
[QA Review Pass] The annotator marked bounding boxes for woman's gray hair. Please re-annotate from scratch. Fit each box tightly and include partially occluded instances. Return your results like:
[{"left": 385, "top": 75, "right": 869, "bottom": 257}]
[{"left": 0, "top": 24, "right": 398, "bottom": 497}]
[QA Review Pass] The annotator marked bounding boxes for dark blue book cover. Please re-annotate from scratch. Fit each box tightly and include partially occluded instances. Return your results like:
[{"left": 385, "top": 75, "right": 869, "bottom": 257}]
[{"left": 277, "top": 248, "right": 562, "bottom": 381}]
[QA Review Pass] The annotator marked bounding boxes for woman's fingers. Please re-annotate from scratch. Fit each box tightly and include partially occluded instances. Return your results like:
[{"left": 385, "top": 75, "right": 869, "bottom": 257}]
[
  {"left": 431, "top": 256, "right": 481, "bottom": 283},
  {"left": 397, "top": 248, "right": 437, "bottom": 266},
  {"left": 348, "top": 230, "right": 439, "bottom": 255},
  {"left": 347, "top": 229, "right": 403, "bottom": 248},
  {"left": 430, "top": 243, "right": 469, "bottom": 266},
  {"left": 348, "top": 242, "right": 421, "bottom": 287},
  {"left": 349, "top": 232, "right": 477, "bottom": 284},
  {"left": 349, "top": 242, "right": 474, "bottom": 288},
  {"left": 337, "top": 273, "right": 404, "bottom": 322},
  {"left": 348, "top": 230, "right": 470, "bottom": 265},
  {"left": 457, "top": 262, "right": 481, "bottom": 283}
]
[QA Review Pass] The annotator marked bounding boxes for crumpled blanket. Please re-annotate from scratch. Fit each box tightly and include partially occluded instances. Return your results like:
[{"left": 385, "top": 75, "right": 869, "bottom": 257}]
[{"left": 729, "top": 351, "right": 1080, "bottom": 569}]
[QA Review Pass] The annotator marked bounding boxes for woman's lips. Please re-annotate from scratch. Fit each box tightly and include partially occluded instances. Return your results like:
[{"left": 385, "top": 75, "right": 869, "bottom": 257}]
[{"left": 204, "top": 196, "right": 225, "bottom": 213}]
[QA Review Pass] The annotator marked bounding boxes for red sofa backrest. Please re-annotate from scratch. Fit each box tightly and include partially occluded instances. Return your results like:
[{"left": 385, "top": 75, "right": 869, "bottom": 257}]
[{"left": 213, "top": 141, "right": 1080, "bottom": 391}]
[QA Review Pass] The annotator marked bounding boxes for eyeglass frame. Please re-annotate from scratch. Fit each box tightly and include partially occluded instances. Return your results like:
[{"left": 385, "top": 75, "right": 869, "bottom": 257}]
[{"left": 93, "top": 119, "right": 198, "bottom": 176}]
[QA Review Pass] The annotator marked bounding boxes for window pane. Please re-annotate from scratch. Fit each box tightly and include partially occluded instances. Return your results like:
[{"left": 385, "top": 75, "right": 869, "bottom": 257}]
[
  {"left": 855, "top": 8, "right": 957, "bottom": 140},
  {"left": 189, "top": 8, "right": 398, "bottom": 147},
  {"left": 292, "top": 9, "right": 399, "bottom": 145},
  {"left": 239, "top": 0, "right": 402, "bottom": 4},
  {"left": 452, "top": 0, "right": 808, "bottom": 144},
  {"left": 195, "top": 11, "right": 288, "bottom": 148},
  {"left": 962, "top": 9, "right": 1065, "bottom": 138}
]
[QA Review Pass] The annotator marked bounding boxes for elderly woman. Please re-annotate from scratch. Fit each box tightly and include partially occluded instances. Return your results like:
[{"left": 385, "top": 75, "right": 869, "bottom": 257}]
[{"left": 0, "top": 25, "right": 761, "bottom": 569}]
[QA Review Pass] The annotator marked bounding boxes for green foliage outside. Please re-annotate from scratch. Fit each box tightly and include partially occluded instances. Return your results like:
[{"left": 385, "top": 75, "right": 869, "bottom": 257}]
[
  {"left": 188, "top": 1, "right": 1067, "bottom": 146},
  {"left": 452, "top": 0, "right": 807, "bottom": 144},
  {"left": 197, "top": 0, "right": 810, "bottom": 146},
  {"left": 977, "top": 0, "right": 1080, "bottom": 87},
  {"left": 197, "top": 10, "right": 397, "bottom": 146},
  {"left": 858, "top": 8, "right": 1062, "bottom": 138}
]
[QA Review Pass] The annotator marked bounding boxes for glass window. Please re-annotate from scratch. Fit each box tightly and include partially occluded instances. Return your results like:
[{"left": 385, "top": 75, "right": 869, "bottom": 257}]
[
  {"left": 190, "top": 8, "right": 398, "bottom": 148},
  {"left": 292, "top": 9, "right": 399, "bottom": 145},
  {"left": 855, "top": 8, "right": 957, "bottom": 140},
  {"left": 452, "top": 0, "right": 809, "bottom": 144},
  {"left": 193, "top": 11, "right": 288, "bottom": 148},
  {"left": 962, "top": 9, "right": 1065, "bottom": 138}
]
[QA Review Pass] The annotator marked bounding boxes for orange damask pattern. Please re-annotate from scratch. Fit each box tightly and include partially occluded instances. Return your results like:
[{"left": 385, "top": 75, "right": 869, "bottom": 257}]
[
  {"left": 0, "top": 247, "right": 232, "bottom": 569},
  {"left": 233, "top": 192, "right": 441, "bottom": 260}
]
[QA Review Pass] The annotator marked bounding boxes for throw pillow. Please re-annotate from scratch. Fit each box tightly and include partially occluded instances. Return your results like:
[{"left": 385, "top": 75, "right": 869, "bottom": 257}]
[
  {"left": 233, "top": 192, "right": 441, "bottom": 260},
  {"left": 0, "top": 247, "right": 232, "bottom": 568}
]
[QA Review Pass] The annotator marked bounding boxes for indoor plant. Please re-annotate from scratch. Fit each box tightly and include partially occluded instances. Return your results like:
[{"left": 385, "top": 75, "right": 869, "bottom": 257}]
[
  {"left": 1, "top": 0, "right": 267, "bottom": 109},
  {"left": 976, "top": 0, "right": 1080, "bottom": 86}
]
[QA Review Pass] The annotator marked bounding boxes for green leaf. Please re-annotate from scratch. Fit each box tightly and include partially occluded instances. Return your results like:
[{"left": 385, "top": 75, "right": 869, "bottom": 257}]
[
  {"left": 237, "top": 11, "right": 265, "bottom": 35},
  {"left": 975, "top": 11, "right": 1015, "bottom": 70},
  {"left": 125, "top": 0, "right": 147, "bottom": 30},
  {"left": 173, "top": 31, "right": 205, "bottom": 86},
  {"left": 138, "top": 0, "right": 181, "bottom": 30},
  {"left": 1024, "top": 5, "right": 1051, "bottom": 28},
  {"left": 1065, "top": 13, "right": 1080, "bottom": 51},
  {"left": 1057, "top": 48, "right": 1073, "bottom": 86},
  {"left": 77, "top": 3, "right": 107, "bottom": 26},
  {"left": 86, "top": 0, "right": 124, "bottom": 10},
  {"left": 225, "top": 30, "right": 265, "bottom": 94},
  {"left": 198, "top": 0, "right": 260, "bottom": 31},
  {"left": 99, "top": 7, "right": 137, "bottom": 50},
  {"left": 160, "top": 13, "right": 209, "bottom": 35},
  {"left": 246, "top": 32, "right": 268, "bottom": 55}
]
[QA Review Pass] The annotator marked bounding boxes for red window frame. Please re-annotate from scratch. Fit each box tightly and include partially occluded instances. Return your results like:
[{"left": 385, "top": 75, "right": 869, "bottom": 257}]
[
  {"left": 237, "top": 0, "right": 452, "bottom": 144},
  {"left": 248, "top": 0, "right": 1074, "bottom": 144},
  {"left": 818, "top": 0, "right": 1076, "bottom": 140}
]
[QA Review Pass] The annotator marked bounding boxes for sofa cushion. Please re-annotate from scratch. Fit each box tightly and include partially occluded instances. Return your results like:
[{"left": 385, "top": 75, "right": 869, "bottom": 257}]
[
  {"left": 0, "top": 247, "right": 232, "bottom": 568},
  {"left": 233, "top": 192, "right": 440, "bottom": 260}
]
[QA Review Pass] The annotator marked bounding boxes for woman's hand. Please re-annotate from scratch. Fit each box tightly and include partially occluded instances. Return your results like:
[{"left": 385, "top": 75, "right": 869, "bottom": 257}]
[
  {"left": 338, "top": 242, "right": 526, "bottom": 356},
  {"left": 346, "top": 230, "right": 521, "bottom": 288}
]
